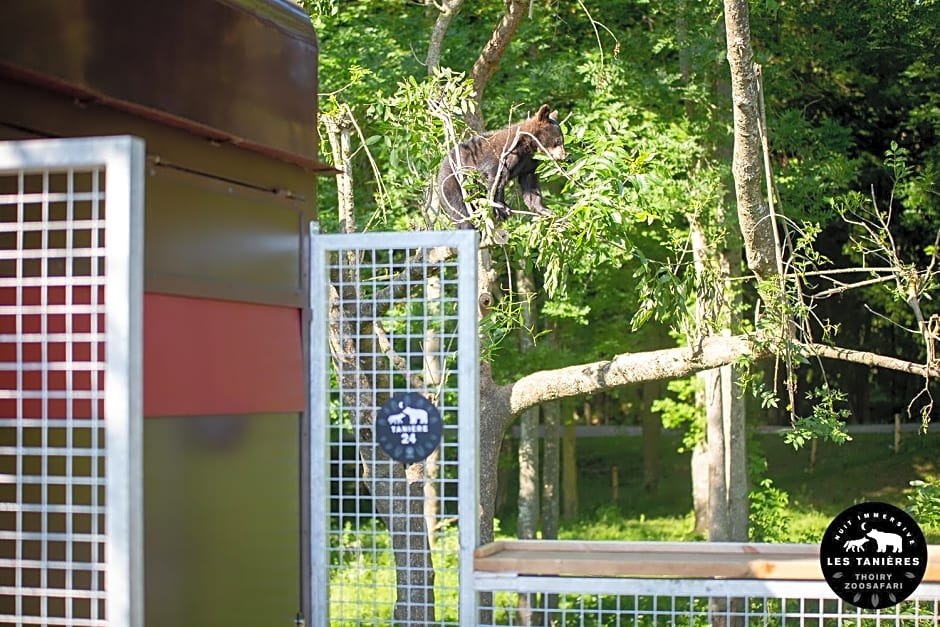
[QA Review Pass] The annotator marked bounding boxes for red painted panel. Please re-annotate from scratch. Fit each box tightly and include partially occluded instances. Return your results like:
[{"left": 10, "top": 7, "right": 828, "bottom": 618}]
[
  {"left": 0, "top": 288, "right": 301, "bottom": 418},
  {"left": 143, "top": 293, "right": 304, "bottom": 417}
]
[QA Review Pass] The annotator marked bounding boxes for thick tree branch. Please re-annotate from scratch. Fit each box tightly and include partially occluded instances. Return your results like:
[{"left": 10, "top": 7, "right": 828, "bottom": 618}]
[
  {"left": 723, "top": 0, "right": 777, "bottom": 280},
  {"left": 468, "top": 0, "right": 530, "bottom": 131},
  {"left": 427, "top": 0, "right": 465, "bottom": 74},
  {"left": 488, "top": 335, "right": 940, "bottom": 420},
  {"left": 502, "top": 336, "right": 758, "bottom": 418}
]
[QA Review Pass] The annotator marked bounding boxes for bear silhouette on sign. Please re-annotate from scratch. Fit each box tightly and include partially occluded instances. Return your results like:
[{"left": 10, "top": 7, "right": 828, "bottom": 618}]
[
  {"left": 866, "top": 529, "right": 903, "bottom": 553},
  {"left": 386, "top": 401, "right": 428, "bottom": 426}
]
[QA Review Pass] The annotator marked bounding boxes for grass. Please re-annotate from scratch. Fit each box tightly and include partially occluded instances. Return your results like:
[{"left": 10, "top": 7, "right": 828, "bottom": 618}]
[
  {"left": 329, "top": 523, "right": 463, "bottom": 624},
  {"left": 497, "top": 428, "right": 940, "bottom": 543}
]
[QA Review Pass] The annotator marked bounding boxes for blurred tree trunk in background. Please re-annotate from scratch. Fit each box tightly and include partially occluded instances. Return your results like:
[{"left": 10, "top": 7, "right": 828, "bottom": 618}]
[
  {"left": 561, "top": 404, "right": 580, "bottom": 522},
  {"left": 640, "top": 381, "right": 661, "bottom": 493},
  {"left": 541, "top": 400, "right": 560, "bottom": 540}
]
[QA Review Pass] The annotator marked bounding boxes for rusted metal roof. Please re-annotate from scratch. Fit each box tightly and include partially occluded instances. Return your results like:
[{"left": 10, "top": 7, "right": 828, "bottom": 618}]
[{"left": 0, "top": 0, "right": 329, "bottom": 172}]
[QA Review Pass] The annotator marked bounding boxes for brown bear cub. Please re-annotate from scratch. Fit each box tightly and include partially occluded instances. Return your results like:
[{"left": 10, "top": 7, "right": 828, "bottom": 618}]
[{"left": 437, "top": 104, "right": 566, "bottom": 229}]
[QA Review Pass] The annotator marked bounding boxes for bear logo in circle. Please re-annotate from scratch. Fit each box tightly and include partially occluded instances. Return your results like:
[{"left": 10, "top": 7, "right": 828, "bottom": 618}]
[{"left": 866, "top": 529, "right": 903, "bottom": 553}]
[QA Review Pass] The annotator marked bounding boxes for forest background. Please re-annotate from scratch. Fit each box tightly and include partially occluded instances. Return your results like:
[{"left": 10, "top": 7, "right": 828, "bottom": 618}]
[{"left": 303, "top": 0, "right": 940, "bottom": 544}]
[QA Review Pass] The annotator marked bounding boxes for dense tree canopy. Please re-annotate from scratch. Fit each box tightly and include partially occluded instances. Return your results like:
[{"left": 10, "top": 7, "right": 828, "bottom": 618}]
[
  {"left": 310, "top": 0, "right": 939, "bottom": 425},
  {"left": 307, "top": 0, "right": 940, "bottom": 617}
]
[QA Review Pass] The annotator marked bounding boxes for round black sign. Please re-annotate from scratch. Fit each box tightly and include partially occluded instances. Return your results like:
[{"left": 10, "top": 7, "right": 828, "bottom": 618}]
[
  {"left": 820, "top": 501, "right": 928, "bottom": 609},
  {"left": 375, "top": 392, "right": 443, "bottom": 464}
]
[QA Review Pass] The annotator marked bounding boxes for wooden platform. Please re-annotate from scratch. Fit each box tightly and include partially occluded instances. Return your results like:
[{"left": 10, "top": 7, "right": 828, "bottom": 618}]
[{"left": 474, "top": 540, "right": 940, "bottom": 581}]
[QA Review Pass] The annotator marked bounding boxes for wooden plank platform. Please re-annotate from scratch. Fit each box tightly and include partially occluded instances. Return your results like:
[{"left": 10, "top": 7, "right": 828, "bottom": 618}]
[{"left": 474, "top": 540, "right": 940, "bottom": 582}]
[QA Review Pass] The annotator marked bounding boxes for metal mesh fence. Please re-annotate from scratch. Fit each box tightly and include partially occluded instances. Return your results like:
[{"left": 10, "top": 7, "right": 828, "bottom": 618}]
[
  {"left": 309, "top": 229, "right": 479, "bottom": 626},
  {"left": 0, "top": 137, "right": 143, "bottom": 627},
  {"left": 475, "top": 577, "right": 940, "bottom": 626},
  {"left": 305, "top": 225, "right": 938, "bottom": 627}
]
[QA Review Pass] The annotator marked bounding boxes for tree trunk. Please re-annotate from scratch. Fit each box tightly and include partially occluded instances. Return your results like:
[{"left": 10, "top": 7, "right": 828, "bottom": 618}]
[
  {"left": 516, "top": 267, "right": 540, "bottom": 541},
  {"left": 468, "top": 0, "right": 531, "bottom": 130},
  {"left": 423, "top": 274, "right": 443, "bottom": 547},
  {"left": 726, "top": 364, "right": 748, "bottom": 542},
  {"left": 427, "top": 0, "right": 465, "bottom": 74},
  {"left": 541, "top": 400, "right": 561, "bottom": 625},
  {"left": 690, "top": 207, "right": 748, "bottom": 542},
  {"left": 516, "top": 407, "right": 539, "bottom": 625},
  {"left": 515, "top": 269, "right": 540, "bottom": 626},
  {"left": 702, "top": 368, "right": 730, "bottom": 539},
  {"left": 541, "top": 400, "right": 560, "bottom": 540},
  {"left": 720, "top": 0, "right": 782, "bottom": 544},
  {"left": 516, "top": 410, "right": 538, "bottom": 570},
  {"left": 321, "top": 108, "right": 356, "bottom": 235},
  {"left": 701, "top": 361, "right": 748, "bottom": 543},
  {"left": 640, "top": 381, "right": 661, "bottom": 492},
  {"left": 691, "top": 442, "right": 710, "bottom": 534},
  {"left": 723, "top": 0, "right": 777, "bottom": 281},
  {"left": 561, "top": 418, "right": 579, "bottom": 522},
  {"left": 363, "top": 455, "right": 436, "bottom": 623},
  {"left": 323, "top": 108, "right": 437, "bottom": 623},
  {"left": 476, "top": 243, "right": 507, "bottom": 549}
]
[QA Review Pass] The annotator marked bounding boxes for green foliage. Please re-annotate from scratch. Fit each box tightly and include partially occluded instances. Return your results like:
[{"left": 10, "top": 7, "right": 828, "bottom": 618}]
[
  {"left": 825, "top": 143, "right": 940, "bottom": 425},
  {"left": 652, "top": 376, "right": 703, "bottom": 453},
  {"left": 368, "top": 69, "right": 477, "bottom": 229},
  {"left": 538, "top": 430, "right": 939, "bottom": 543},
  {"left": 479, "top": 290, "right": 540, "bottom": 362},
  {"left": 307, "top": 0, "right": 940, "bottom": 431},
  {"left": 783, "top": 385, "right": 853, "bottom": 449},
  {"left": 907, "top": 476, "right": 940, "bottom": 528},
  {"left": 305, "top": 7, "right": 940, "bottom": 622},
  {"left": 748, "top": 478, "right": 792, "bottom": 543},
  {"left": 771, "top": 111, "right": 860, "bottom": 221}
]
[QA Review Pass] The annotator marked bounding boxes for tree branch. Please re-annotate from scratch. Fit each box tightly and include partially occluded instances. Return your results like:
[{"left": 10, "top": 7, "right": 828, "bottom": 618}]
[
  {"left": 490, "top": 335, "right": 940, "bottom": 420},
  {"left": 724, "top": 0, "right": 778, "bottom": 280},
  {"left": 427, "top": 0, "right": 465, "bottom": 75},
  {"left": 804, "top": 343, "right": 940, "bottom": 379},
  {"left": 468, "top": 0, "right": 530, "bottom": 131},
  {"left": 502, "top": 336, "right": 759, "bottom": 417}
]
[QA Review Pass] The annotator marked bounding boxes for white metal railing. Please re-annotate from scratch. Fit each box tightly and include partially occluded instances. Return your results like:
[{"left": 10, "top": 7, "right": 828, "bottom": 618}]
[
  {"left": 0, "top": 136, "right": 144, "bottom": 627},
  {"left": 472, "top": 540, "right": 940, "bottom": 626},
  {"left": 475, "top": 576, "right": 940, "bottom": 625}
]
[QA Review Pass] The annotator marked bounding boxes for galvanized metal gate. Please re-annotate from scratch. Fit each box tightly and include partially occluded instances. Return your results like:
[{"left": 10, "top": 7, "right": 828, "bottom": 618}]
[
  {"left": 308, "top": 228, "right": 479, "bottom": 626},
  {"left": 0, "top": 136, "right": 144, "bottom": 627}
]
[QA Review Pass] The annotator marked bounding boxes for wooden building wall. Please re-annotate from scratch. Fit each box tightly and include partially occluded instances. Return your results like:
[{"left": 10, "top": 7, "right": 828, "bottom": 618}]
[{"left": 0, "top": 1, "right": 325, "bottom": 623}]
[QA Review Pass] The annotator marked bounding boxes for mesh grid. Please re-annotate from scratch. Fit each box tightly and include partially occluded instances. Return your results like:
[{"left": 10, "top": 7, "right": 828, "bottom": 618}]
[
  {"left": 475, "top": 579, "right": 940, "bottom": 626},
  {"left": 0, "top": 138, "right": 143, "bottom": 627},
  {"left": 310, "top": 230, "right": 478, "bottom": 626}
]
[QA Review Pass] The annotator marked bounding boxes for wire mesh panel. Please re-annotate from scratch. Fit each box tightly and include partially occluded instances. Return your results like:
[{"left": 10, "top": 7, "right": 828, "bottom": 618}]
[
  {"left": 309, "top": 228, "right": 479, "bottom": 626},
  {"left": 475, "top": 577, "right": 940, "bottom": 626},
  {"left": 0, "top": 137, "right": 144, "bottom": 627}
]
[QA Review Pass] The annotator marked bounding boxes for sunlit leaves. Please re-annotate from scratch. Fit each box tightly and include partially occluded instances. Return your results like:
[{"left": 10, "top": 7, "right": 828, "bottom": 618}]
[
  {"left": 305, "top": 0, "right": 940, "bottom": 438},
  {"left": 783, "top": 385, "right": 853, "bottom": 450},
  {"left": 366, "top": 69, "right": 477, "bottom": 229},
  {"left": 908, "top": 477, "right": 940, "bottom": 528}
]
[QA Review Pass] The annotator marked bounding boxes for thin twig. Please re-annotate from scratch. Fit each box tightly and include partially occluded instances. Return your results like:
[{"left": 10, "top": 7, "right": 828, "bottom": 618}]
[{"left": 811, "top": 274, "right": 897, "bottom": 299}]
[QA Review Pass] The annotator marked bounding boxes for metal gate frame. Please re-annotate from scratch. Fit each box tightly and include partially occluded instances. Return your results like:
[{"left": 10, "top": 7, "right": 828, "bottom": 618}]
[
  {"left": 0, "top": 136, "right": 144, "bottom": 627},
  {"left": 308, "top": 227, "right": 479, "bottom": 626}
]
